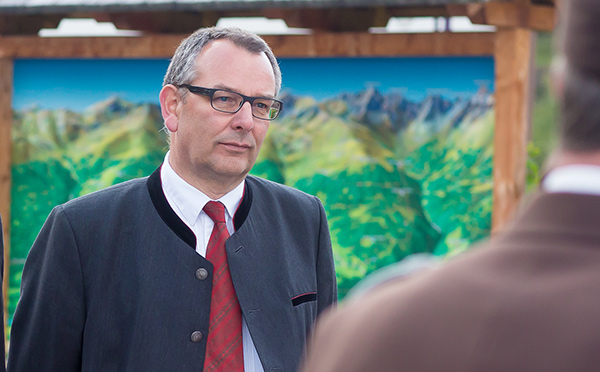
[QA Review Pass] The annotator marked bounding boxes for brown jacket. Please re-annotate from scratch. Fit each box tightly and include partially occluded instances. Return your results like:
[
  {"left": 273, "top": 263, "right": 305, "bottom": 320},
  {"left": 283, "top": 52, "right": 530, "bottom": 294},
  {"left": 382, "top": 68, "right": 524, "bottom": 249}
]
[{"left": 302, "top": 192, "right": 600, "bottom": 372}]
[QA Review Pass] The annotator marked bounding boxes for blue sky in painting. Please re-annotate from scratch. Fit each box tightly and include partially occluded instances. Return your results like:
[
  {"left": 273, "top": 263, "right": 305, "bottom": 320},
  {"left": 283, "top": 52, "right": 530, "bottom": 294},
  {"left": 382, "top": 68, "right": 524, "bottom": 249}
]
[
  {"left": 279, "top": 57, "right": 494, "bottom": 101},
  {"left": 13, "top": 59, "right": 169, "bottom": 112},
  {"left": 13, "top": 56, "right": 494, "bottom": 112}
]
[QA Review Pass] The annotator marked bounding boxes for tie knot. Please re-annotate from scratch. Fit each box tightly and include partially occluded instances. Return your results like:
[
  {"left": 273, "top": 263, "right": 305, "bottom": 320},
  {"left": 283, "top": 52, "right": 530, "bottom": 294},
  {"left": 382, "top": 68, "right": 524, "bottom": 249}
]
[{"left": 203, "top": 201, "right": 227, "bottom": 224}]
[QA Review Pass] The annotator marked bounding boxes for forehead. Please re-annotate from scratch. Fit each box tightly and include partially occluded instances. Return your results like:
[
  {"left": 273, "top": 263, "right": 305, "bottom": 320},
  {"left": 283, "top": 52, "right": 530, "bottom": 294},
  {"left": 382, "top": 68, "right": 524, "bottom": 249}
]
[{"left": 193, "top": 39, "right": 276, "bottom": 96}]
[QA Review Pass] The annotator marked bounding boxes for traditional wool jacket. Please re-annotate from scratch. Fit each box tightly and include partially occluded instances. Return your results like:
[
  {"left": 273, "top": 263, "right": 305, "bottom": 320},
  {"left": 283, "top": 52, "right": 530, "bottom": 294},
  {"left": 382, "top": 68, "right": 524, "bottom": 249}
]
[{"left": 8, "top": 168, "right": 337, "bottom": 372}]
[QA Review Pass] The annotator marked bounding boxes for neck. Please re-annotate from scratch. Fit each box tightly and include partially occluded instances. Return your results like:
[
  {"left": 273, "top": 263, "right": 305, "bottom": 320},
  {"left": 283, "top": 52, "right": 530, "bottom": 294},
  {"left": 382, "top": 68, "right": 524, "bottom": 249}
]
[
  {"left": 192, "top": 179, "right": 242, "bottom": 200},
  {"left": 545, "top": 148, "right": 600, "bottom": 172},
  {"left": 167, "top": 155, "right": 245, "bottom": 200}
]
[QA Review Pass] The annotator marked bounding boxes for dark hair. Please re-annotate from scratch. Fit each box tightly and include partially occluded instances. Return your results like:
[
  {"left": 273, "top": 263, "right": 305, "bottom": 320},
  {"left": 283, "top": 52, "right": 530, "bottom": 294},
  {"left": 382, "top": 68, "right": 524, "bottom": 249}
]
[
  {"left": 557, "top": 0, "right": 600, "bottom": 152},
  {"left": 163, "top": 27, "right": 281, "bottom": 95},
  {"left": 561, "top": 0, "right": 600, "bottom": 83},
  {"left": 559, "top": 65, "right": 600, "bottom": 152}
]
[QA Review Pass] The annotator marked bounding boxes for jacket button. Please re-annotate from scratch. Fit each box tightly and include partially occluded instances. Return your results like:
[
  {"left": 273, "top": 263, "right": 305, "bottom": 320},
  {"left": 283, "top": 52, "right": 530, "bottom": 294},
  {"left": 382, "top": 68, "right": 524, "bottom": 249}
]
[
  {"left": 190, "top": 331, "right": 203, "bottom": 343},
  {"left": 196, "top": 268, "right": 208, "bottom": 280}
]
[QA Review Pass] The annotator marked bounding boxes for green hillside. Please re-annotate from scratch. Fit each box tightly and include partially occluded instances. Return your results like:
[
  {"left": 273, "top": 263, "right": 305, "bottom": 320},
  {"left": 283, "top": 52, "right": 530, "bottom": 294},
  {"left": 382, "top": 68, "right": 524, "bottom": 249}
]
[{"left": 253, "top": 92, "right": 493, "bottom": 295}]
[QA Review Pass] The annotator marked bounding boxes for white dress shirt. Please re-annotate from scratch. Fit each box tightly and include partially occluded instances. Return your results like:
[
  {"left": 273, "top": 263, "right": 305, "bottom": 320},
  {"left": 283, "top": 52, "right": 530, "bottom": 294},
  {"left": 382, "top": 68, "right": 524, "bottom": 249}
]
[
  {"left": 542, "top": 164, "right": 600, "bottom": 196},
  {"left": 161, "top": 151, "right": 265, "bottom": 372}
]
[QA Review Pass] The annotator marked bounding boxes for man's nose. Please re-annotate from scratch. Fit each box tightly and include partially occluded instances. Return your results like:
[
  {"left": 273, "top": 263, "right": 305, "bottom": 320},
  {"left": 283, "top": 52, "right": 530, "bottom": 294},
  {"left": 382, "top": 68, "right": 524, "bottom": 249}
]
[{"left": 232, "top": 101, "right": 254, "bottom": 131}]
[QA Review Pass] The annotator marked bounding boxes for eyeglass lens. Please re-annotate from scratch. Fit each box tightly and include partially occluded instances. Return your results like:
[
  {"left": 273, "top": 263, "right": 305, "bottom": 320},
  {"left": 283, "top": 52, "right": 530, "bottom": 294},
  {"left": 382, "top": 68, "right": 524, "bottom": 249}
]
[{"left": 212, "top": 90, "right": 281, "bottom": 120}]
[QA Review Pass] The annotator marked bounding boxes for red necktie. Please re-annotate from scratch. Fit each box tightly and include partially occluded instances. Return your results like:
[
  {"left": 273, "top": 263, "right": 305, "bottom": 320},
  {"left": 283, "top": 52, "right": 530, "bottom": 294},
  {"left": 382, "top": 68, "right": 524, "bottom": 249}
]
[{"left": 203, "top": 201, "right": 244, "bottom": 372}]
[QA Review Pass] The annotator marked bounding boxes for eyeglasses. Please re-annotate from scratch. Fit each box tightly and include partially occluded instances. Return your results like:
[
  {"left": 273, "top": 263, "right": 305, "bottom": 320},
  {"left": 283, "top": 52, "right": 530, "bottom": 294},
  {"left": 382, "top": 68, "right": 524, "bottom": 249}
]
[{"left": 178, "top": 84, "right": 283, "bottom": 121}]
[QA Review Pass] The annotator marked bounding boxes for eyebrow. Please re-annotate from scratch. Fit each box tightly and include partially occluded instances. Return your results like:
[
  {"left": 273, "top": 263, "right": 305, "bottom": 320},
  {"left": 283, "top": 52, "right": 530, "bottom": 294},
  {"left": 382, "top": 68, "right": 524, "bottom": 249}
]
[{"left": 212, "top": 83, "right": 275, "bottom": 99}]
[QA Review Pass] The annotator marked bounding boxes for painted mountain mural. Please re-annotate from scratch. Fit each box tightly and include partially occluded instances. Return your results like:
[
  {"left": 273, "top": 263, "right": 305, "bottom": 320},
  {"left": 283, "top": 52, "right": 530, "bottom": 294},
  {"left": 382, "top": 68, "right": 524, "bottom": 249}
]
[{"left": 10, "top": 87, "right": 494, "bottom": 324}]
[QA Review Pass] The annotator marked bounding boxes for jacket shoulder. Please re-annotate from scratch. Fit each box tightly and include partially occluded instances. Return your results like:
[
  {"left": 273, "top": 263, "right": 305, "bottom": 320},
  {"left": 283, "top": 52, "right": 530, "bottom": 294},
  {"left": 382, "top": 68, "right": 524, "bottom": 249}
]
[
  {"left": 246, "top": 175, "right": 316, "bottom": 202},
  {"left": 59, "top": 177, "right": 150, "bottom": 217}
]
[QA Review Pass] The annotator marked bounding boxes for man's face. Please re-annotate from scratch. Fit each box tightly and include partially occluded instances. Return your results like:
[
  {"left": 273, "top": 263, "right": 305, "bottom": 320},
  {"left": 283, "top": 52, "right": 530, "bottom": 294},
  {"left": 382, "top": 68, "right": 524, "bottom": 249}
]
[{"left": 163, "top": 39, "right": 276, "bottom": 191}]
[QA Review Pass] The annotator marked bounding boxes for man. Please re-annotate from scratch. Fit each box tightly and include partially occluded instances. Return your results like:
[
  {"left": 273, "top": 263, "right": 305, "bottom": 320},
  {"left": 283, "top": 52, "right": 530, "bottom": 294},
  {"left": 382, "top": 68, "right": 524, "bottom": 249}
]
[
  {"left": 301, "top": 1, "right": 600, "bottom": 371},
  {"left": 8, "top": 27, "right": 336, "bottom": 372}
]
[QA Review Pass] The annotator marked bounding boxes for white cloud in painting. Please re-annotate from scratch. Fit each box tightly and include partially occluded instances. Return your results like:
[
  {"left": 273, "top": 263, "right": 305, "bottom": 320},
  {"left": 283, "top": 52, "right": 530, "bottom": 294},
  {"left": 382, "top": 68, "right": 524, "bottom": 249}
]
[{"left": 39, "top": 18, "right": 142, "bottom": 37}]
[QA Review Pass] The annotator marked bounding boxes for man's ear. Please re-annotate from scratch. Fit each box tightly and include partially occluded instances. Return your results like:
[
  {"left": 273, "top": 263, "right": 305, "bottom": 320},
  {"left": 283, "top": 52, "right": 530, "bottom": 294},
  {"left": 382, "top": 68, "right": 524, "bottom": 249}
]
[
  {"left": 159, "top": 84, "right": 181, "bottom": 133},
  {"left": 550, "top": 55, "right": 566, "bottom": 100}
]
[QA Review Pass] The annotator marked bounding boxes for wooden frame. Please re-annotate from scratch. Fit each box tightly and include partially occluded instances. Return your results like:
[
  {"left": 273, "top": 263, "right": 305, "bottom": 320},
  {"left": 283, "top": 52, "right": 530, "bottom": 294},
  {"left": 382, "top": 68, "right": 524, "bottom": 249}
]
[
  {"left": 0, "top": 30, "right": 531, "bottom": 330},
  {"left": 492, "top": 27, "right": 535, "bottom": 232}
]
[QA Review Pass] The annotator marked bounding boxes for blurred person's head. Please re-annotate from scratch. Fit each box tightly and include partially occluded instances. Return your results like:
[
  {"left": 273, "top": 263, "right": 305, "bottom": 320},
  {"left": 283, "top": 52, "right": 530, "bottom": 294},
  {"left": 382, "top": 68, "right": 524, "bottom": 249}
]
[{"left": 552, "top": 0, "right": 600, "bottom": 155}]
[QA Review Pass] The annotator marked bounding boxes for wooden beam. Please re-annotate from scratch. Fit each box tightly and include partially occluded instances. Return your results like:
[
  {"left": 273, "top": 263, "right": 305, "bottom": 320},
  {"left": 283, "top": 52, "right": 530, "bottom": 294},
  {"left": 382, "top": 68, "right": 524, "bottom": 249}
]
[
  {"left": 267, "top": 8, "right": 390, "bottom": 32},
  {"left": 0, "top": 35, "right": 186, "bottom": 59},
  {"left": 278, "top": 32, "right": 495, "bottom": 57},
  {"left": 0, "top": 57, "right": 12, "bottom": 345},
  {"left": 467, "top": 2, "right": 556, "bottom": 31},
  {"left": 445, "top": 4, "right": 468, "bottom": 17},
  {"left": 0, "top": 6, "right": 462, "bottom": 35},
  {"left": 267, "top": 4, "right": 454, "bottom": 21},
  {"left": 0, "top": 14, "right": 63, "bottom": 35},
  {"left": 99, "top": 11, "right": 222, "bottom": 34},
  {"left": 0, "top": 32, "right": 495, "bottom": 59},
  {"left": 382, "top": 5, "right": 451, "bottom": 18},
  {"left": 492, "top": 27, "right": 535, "bottom": 233},
  {"left": 269, "top": 4, "right": 463, "bottom": 25}
]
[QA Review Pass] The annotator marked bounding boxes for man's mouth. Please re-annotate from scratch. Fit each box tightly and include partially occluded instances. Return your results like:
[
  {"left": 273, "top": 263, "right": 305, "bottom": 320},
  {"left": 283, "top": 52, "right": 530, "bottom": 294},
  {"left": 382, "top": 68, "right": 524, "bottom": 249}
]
[{"left": 220, "top": 141, "right": 251, "bottom": 150}]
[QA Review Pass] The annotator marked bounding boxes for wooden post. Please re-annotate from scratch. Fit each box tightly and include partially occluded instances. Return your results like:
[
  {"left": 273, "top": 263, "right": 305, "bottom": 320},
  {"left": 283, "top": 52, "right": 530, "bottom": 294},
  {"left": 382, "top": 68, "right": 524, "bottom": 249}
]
[
  {"left": 492, "top": 27, "right": 535, "bottom": 233},
  {"left": 0, "top": 57, "right": 12, "bottom": 348}
]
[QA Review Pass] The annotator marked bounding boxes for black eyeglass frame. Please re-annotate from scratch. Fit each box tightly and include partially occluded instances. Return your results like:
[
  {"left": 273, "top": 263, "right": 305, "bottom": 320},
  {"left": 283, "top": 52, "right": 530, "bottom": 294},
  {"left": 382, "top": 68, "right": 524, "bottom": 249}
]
[{"left": 177, "top": 84, "right": 284, "bottom": 121}]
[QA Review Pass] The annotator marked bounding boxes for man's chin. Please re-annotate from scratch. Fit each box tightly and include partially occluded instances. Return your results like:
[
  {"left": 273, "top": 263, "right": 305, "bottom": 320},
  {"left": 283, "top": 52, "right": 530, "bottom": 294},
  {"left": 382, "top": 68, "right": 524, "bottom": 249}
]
[{"left": 214, "top": 162, "right": 252, "bottom": 180}]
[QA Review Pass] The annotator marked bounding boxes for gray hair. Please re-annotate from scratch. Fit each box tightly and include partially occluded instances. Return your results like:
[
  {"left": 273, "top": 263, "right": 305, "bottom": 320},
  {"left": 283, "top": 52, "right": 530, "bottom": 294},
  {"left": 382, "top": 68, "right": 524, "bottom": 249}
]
[{"left": 163, "top": 26, "right": 282, "bottom": 96}]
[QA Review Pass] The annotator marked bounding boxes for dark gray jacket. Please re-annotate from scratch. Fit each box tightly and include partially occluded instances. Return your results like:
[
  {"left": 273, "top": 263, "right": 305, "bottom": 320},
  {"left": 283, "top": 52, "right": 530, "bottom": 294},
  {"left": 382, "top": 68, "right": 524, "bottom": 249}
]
[{"left": 8, "top": 168, "right": 337, "bottom": 372}]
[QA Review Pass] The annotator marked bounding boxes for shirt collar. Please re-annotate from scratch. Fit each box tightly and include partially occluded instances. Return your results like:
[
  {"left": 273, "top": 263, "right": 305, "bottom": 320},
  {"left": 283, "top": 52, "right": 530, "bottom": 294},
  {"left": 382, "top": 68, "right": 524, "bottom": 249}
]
[
  {"left": 542, "top": 164, "right": 600, "bottom": 196},
  {"left": 160, "top": 151, "right": 245, "bottom": 226}
]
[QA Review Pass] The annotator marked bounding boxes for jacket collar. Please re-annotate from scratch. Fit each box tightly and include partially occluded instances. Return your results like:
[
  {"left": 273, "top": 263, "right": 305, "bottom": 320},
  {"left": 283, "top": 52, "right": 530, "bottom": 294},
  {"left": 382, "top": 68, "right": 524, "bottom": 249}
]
[{"left": 146, "top": 166, "right": 253, "bottom": 248}]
